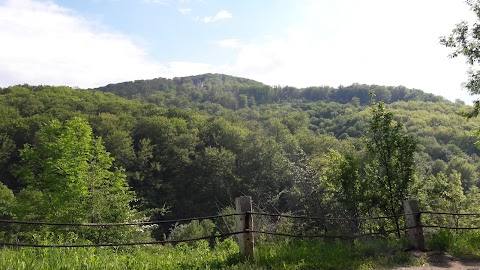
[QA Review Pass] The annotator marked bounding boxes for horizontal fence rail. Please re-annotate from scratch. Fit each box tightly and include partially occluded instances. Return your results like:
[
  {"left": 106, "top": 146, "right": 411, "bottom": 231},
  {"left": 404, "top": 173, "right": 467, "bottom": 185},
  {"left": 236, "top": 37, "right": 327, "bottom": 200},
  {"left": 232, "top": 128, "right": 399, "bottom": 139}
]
[
  {"left": 1, "top": 211, "right": 479, "bottom": 246},
  {"left": 421, "top": 211, "right": 480, "bottom": 230},
  {"left": 248, "top": 227, "right": 410, "bottom": 240},
  {"left": 0, "top": 213, "right": 242, "bottom": 227},
  {"left": 0, "top": 231, "right": 245, "bottom": 248},
  {"left": 422, "top": 211, "right": 480, "bottom": 217},
  {"left": 422, "top": 225, "right": 480, "bottom": 230},
  {"left": 251, "top": 212, "right": 405, "bottom": 221},
  {"left": 0, "top": 213, "right": 421, "bottom": 227},
  {"left": 2, "top": 197, "right": 480, "bottom": 260}
]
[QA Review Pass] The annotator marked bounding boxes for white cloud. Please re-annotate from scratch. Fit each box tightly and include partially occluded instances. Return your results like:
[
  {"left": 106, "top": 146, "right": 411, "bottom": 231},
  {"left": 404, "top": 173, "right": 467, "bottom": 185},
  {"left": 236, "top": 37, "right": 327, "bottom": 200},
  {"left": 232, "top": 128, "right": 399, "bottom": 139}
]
[
  {"left": 0, "top": 0, "right": 169, "bottom": 88},
  {"left": 213, "top": 39, "right": 239, "bottom": 48},
  {"left": 178, "top": 7, "right": 191, "bottom": 15},
  {"left": 218, "top": 0, "right": 476, "bottom": 102},
  {"left": 202, "top": 10, "right": 232, "bottom": 23},
  {"left": 142, "top": 0, "right": 169, "bottom": 5},
  {"left": 1, "top": 0, "right": 477, "bottom": 104}
]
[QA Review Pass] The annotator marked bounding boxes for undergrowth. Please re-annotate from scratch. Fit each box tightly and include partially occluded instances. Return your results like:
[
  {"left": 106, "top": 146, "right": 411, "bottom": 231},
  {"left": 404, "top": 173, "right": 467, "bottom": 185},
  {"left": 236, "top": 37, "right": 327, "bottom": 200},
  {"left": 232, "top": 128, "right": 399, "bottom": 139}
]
[
  {"left": 0, "top": 239, "right": 240, "bottom": 270},
  {"left": 426, "top": 230, "right": 480, "bottom": 260},
  {"left": 0, "top": 234, "right": 432, "bottom": 270},
  {"left": 6, "top": 231, "right": 480, "bottom": 269},
  {"left": 244, "top": 237, "right": 423, "bottom": 270}
]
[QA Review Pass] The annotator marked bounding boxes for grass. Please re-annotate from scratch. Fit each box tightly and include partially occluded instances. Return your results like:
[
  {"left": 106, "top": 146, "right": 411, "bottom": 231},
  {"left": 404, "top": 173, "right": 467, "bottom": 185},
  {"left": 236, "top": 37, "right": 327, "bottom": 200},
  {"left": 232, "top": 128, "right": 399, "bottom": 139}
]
[
  {"left": 0, "top": 239, "right": 241, "bottom": 270},
  {"left": 4, "top": 231, "right": 480, "bottom": 269},
  {"left": 426, "top": 230, "right": 480, "bottom": 260},
  {"left": 249, "top": 237, "right": 424, "bottom": 270},
  {"left": 0, "top": 235, "right": 432, "bottom": 270}
]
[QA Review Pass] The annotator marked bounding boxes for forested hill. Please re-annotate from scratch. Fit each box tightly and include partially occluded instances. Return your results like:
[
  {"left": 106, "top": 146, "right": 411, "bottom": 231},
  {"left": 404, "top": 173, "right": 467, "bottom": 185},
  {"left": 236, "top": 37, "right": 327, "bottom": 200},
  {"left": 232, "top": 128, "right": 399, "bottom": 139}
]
[
  {"left": 95, "top": 73, "right": 447, "bottom": 107},
  {"left": 1, "top": 77, "right": 479, "bottom": 240}
]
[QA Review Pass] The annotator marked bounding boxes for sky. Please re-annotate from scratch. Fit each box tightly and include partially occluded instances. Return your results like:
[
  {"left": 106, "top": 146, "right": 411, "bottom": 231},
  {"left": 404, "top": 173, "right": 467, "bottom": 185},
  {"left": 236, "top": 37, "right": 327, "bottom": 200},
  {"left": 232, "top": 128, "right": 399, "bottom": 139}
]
[{"left": 0, "top": 0, "right": 477, "bottom": 102}]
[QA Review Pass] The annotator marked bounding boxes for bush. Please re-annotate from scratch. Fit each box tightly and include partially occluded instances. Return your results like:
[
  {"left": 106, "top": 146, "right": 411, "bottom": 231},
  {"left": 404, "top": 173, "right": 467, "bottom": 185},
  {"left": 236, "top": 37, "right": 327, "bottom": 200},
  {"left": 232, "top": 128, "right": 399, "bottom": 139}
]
[
  {"left": 426, "top": 230, "right": 454, "bottom": 251},
  {"left": 426, "top": 230, "right": 480, "bottom": 259},
  {"left": 168, "top": 219, "right": 215, "bottom": 243}
]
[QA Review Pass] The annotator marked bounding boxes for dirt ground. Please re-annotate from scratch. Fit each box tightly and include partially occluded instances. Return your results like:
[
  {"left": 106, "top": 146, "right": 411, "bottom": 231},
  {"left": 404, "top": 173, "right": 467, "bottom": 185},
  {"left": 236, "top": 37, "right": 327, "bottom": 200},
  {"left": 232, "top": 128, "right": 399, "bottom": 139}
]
[{"left": 392, "top": 251, "right": 480, "bottom": 270}]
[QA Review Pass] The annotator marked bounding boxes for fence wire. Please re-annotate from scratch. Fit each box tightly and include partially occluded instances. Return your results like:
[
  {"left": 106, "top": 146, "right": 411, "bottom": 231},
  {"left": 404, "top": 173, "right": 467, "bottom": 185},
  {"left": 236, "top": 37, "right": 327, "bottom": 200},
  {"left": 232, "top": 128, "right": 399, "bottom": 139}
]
[
  {"left": 0, "top": 213, "right": 242, "bottom": 227},
  {"left": 422, "top": 225, "right": 480, "bottom": 230},
  {"left": 421, "top": 211, "right": 480, "bottom": 217},
  {"left": 249, "top": 227, "right": 408, "bottom": 240},
  {"left": 3, "top": 210, "right": 480, "bottom": 248},
  {"left": 252, "top": 212, "right": 405, "bottom": 221},
  {"left": 421, "top": 211, "right": 480, "bottom": 230},
  {"left": 0, "top": 231, "right": 245, "bottom": 248}
]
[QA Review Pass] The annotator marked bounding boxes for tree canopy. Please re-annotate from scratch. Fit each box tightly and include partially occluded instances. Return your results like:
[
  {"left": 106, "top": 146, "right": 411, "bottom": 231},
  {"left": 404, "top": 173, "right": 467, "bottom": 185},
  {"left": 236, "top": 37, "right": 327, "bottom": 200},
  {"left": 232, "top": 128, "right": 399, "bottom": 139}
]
[{"left": 0, "top": 76, "right": 479, "bottom": 242}]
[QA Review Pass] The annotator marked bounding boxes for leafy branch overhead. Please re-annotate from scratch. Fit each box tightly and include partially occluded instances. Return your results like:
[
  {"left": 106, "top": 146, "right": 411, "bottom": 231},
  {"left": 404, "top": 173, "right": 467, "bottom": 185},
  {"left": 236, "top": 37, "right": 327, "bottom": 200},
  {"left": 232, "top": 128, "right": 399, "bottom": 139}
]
[{"left": 441, "top": 0, "right": 480, "bottom": 116}]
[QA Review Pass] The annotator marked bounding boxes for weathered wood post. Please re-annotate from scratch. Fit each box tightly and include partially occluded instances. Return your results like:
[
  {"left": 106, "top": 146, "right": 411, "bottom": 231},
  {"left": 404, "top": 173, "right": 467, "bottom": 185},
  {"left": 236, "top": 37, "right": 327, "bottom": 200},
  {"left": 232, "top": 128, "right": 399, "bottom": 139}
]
[
  {"left": 235, "top": 196, "right": 254, "bottom": 261},
  {"left": 404, "top": 200, "right": 425, "bottom": 251}
]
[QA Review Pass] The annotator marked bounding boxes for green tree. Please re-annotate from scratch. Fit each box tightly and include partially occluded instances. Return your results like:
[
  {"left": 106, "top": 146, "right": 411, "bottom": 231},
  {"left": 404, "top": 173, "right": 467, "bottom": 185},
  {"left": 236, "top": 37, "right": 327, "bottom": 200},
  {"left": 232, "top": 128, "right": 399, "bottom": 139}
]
[
  {"left": 185, "top": 147, "right": 239, "bottom": 216},
  {"left": 0, "top": 182, "right": 14, "bottom": 219},
  {"left": 464, "top": 186, "right": 480, "bottom": 226},
  {"left": 365, "top": 100, "right": 416, "bottom": 237},
  {"left": 321, "top": 148, "right": 364, "bottom": 234},
  {"left": 418, "top": 171, "right": 466, "bottom": 228},
  {"left": 440, "top": 0, "right": 480, "bottom": 116},
  {"left": 13, "top": 117, "right": 135, "bottom": 241},
  {"left": 446, "top": 156, "right": 478, "bottom": 190}
]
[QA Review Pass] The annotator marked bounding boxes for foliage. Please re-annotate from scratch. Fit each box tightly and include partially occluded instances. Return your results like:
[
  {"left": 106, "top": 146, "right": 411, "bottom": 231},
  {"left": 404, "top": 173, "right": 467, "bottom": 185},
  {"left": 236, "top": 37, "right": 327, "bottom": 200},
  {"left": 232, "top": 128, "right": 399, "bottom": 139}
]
[
  {"left": 0, "top": 182, "right": 14, "bottom": 218},
  {"left": 4, "top": 232, "right": 480, "bottom": 269},
  {"left": 97, "top": 74, "right": 446, "bottom": 107},
  {"left": 244, "top": 237, "right": 420, "bottom": 270},
  {"left": 0, "top": 237, "right": 430, "bottom": 270},
  {"left": 11, "top": 117, "right": 136, "bottom": 243},
  {"left": 0, "top": 77, "right": 479, "bottom": 243},
  {"left": 168, "top": 219, "right": 216, "bottom": 243},
  {"left": 417, "top": 172, "right": 466, "bottom": 227},
  {"left": 426, "top": 230, "right": 480, "bottom": 260},
  {"left": 0, "top": 238, "right": 240, "bottom": 270},
  {"left": 440, "top": 0, "right": 480, "bottom": 118},
  {"left": 440, "top": 1, "right": 480, "bottom": 96},
  {"left": 365, "top": 100, "right": 416, "bottom": 236}
]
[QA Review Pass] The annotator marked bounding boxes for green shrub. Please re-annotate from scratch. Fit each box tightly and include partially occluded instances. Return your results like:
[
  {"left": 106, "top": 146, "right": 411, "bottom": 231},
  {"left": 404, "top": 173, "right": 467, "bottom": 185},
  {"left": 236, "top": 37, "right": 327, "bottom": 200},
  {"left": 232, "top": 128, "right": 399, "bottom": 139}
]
[
  {"left": 426, "top": 230, "right": 454, "bottom": 251},
  {"left": 426, "top": 230, "right": 480, "bottom": 259},
  {"left": 168, "top": 219, "right": 216, "bottom": 243}
]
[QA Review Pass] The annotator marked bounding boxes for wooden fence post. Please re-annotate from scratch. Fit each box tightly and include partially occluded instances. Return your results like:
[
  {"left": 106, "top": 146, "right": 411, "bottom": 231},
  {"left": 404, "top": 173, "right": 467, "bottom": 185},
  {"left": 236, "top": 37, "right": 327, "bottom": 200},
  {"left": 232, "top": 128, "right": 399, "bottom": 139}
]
[
  {"left": 404, "top": 200, "right": 425, "bottom": 251},
  {"left": 235, "top": 196, "right": 254, "bottom": 261}
]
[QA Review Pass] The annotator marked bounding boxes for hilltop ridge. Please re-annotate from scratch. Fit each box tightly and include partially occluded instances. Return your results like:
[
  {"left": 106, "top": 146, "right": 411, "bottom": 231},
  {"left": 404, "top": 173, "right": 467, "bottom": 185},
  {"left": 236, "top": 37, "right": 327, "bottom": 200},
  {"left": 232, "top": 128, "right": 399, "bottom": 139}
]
[{"left": 94, "top": 73, "right": 448, "bottom": 107}]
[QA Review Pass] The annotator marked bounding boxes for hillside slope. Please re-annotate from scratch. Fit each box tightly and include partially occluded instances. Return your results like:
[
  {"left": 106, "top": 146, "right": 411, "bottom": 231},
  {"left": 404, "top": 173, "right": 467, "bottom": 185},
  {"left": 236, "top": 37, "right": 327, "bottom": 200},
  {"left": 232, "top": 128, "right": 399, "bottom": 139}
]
[{"left": 1, "top": 76, "right": 479, "bottom": 239}]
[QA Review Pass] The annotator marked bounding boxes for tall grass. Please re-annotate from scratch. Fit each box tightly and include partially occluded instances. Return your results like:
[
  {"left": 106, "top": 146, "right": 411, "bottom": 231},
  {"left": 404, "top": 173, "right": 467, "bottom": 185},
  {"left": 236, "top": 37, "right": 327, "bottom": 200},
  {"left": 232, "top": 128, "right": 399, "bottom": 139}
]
[
  {"left": 0, "top": 235, "right": 430, "bottom": 270},
  {"left": 0, "top": 239, "right": 240, "bottom": 270},
  {"left": 248, "top": 237, "right": 423, "bottom": 270},
  {"left": 426, "top": 230, "right": 480, "bottom": 259}
]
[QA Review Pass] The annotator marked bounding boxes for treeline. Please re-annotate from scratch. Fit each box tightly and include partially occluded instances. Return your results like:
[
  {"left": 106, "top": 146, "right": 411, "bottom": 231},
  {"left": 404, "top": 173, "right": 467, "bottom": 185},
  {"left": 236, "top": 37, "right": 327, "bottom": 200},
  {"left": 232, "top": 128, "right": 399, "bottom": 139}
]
[
  {"left": 96, "top": 73, "right": 447, "bottom": 109},
  {"left": 0, "top": 75, "right": 479, "bottom": 243}
]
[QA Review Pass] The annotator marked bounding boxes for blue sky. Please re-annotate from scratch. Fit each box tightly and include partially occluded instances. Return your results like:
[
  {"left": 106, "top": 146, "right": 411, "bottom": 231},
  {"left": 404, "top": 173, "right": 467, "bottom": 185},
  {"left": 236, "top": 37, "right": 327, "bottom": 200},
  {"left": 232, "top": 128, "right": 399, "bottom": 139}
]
[
  {"left": 53, "top": 0, "right": 312, "bottom": 64},
  {"left": 0, "top": 0, "right": 477, "bottom": 102}
]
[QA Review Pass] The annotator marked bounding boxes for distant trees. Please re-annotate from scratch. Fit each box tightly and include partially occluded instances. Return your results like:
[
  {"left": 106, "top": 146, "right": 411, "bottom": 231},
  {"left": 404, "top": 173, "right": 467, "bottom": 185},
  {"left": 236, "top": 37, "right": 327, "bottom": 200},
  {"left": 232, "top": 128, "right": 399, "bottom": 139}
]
[
  {"left": 281, "top": 99, "right": 418, "bottom": 237},
  {"left": 96, "top": 74, "right": 446, "bottom": 108},
  {"left": 0, "top": 79, "right": 478, "bottom": 242}
]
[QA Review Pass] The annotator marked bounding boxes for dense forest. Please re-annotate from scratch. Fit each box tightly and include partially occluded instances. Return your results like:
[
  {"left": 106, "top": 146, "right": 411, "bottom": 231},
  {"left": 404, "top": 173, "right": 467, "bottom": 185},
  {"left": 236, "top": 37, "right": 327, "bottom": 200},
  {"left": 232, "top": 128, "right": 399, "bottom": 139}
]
[{"left": 1, "top": 73, "right": 480, "bottom": 242}]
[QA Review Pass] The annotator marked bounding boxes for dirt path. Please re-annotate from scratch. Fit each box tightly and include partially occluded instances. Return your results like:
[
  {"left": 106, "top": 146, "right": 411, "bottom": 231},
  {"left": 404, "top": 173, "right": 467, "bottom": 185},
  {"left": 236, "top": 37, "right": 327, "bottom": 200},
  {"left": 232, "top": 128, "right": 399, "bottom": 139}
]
[{"left": 392, "top": 251, "right": 480, "bottom": 270}]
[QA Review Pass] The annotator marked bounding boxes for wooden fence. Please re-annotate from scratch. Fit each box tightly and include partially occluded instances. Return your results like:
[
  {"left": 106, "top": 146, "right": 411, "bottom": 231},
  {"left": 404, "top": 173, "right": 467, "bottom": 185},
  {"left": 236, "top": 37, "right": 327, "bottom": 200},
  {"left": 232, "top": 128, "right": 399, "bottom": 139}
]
[{"left": 2, "top": 196, "right": 480, "bottom": 262}]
